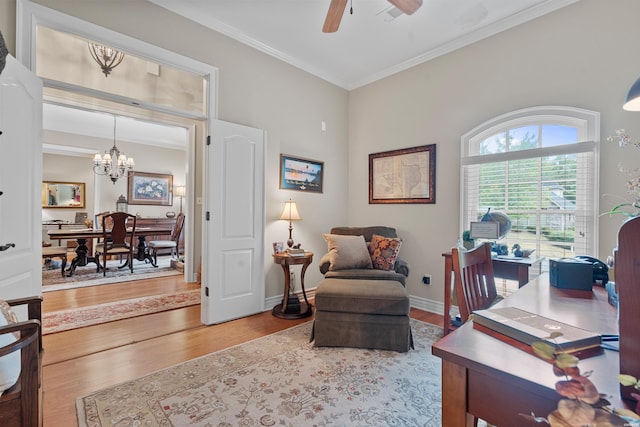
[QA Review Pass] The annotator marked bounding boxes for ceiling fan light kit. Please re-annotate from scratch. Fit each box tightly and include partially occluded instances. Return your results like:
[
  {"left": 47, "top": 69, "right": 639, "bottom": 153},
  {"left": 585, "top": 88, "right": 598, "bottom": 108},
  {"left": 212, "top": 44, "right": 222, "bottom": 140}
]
[{"left": 323, "top": 0, "right": 422, "bottom": 33}]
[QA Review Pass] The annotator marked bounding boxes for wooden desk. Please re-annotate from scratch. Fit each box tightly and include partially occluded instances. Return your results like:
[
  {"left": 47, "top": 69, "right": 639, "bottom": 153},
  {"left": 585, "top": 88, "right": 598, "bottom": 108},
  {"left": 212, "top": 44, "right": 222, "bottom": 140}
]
[
  {"left": 272, "top": 252, "right": 313, "bottom": 319},
  {"left": 432, "top": 275, "right": 622, "bottom": 427},
  {"left": 48, "top": 227, "right": 171, "bottom": 276},
  {"left": 442, "top": 251, "right": 543, "bottom": 335}
]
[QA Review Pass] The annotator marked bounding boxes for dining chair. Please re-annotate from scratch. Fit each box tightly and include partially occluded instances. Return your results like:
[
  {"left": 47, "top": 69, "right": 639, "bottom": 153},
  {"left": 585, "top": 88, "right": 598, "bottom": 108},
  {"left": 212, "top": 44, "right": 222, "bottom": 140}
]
[
  {"left": 94, "top": 212, "right": 137, "bottom": 276},
  {"left": 41, "top": 245, "right": 68, "bottom": 277},
  {"left": 148, "top": 213, "right": 185, "bottom": 266},
  {"left": 451, "top": 242, "right": 501, "bottom": 324},
  {"left": 94, "top": 211, "right": 113, "bottom": 231}
]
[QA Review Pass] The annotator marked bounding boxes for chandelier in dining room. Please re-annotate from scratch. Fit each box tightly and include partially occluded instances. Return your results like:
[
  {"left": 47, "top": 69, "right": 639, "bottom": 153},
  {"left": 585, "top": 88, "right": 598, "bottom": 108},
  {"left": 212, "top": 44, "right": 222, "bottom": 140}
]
[{"left": 93, "top": 116, "right": 135, "bottom": 184}]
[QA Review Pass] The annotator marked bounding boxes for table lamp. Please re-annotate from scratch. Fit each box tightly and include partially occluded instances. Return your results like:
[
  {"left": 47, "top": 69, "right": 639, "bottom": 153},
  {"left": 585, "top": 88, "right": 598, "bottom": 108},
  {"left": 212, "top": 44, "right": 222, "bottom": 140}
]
[
  {"left": 174, "top": 185, "right": 186, "bottom": 213},
  {"left": 279, "top": 199, "right": 301, "bottom": 248}
]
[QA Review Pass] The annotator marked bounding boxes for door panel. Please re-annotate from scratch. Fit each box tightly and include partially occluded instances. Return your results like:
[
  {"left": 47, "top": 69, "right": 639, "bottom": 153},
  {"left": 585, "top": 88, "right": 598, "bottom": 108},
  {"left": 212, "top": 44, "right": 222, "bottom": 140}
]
[
  {"left": 0, "top": 56, "right": 43, "bottom": 301},
  {"left": 202, "top": 120, "right": 265, "bottom": 324}
]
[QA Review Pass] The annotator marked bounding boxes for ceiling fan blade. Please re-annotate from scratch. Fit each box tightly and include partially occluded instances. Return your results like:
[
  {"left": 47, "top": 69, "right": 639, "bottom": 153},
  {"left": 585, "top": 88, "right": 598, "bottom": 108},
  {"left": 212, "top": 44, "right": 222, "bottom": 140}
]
[
  {"left": 388, "top": 0, "right": 422, "bottom": 15},
  {"left": 323, "top": 0, "right": 348, "bottom": 33}
]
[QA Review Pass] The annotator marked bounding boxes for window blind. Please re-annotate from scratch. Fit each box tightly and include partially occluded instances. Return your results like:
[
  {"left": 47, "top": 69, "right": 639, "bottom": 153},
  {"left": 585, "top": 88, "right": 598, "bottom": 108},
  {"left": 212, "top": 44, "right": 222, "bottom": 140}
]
[{"left": 461, "top": 107, "right": 599, "bottom": 262}]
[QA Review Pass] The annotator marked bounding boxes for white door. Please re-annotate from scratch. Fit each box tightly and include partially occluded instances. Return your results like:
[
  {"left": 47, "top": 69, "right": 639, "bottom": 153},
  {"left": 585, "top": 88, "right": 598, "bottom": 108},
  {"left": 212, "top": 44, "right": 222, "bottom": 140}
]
[
  {"left": 0, "top": 56, "right": 43, "bottom": 300},
  {"left": 201, "top": 120, "right": 265, "bottom": 324}
]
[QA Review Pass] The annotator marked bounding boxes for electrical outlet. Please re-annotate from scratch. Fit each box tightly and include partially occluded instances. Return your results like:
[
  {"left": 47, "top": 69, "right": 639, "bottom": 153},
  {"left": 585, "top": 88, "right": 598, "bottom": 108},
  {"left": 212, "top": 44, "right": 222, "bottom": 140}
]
[{"left": 422, "top": 274, "right": 431, "bottom": 285}]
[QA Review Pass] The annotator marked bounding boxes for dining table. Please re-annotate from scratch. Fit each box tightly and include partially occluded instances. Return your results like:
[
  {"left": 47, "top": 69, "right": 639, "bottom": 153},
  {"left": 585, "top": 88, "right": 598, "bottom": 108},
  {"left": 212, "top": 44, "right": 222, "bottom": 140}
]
[{"left": 47, "top": 227, "right": 172, "bottom": 276}]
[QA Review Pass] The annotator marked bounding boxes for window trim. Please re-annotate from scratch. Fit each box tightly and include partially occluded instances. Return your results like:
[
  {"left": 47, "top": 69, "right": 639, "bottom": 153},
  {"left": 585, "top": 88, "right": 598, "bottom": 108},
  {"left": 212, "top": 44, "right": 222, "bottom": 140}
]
[{"left": 460, "top": 106, "right": 600, "bottom": 258}]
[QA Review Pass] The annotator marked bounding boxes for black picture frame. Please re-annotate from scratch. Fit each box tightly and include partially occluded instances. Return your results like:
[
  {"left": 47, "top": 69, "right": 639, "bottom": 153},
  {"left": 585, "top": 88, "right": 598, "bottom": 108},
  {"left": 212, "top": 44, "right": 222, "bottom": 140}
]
[
  {"left": 279, "top": 154, "right": 324, "bottom": 193},
  {"left": 369, "top": 144, "right": 436, "bottom": 204}
]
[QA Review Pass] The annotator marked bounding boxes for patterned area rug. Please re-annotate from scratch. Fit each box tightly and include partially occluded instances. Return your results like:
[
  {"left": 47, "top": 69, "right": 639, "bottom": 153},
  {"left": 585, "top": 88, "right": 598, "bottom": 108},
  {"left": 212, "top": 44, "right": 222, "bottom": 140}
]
[
  {"left": 77, "top": 319, "right": 443, "bottom": 427},
  {"left": 42, "top": 257, "right": 180, "bottom": 292},
  {"left": 44, "top": 289, "right": 200, "bottom": 334}
]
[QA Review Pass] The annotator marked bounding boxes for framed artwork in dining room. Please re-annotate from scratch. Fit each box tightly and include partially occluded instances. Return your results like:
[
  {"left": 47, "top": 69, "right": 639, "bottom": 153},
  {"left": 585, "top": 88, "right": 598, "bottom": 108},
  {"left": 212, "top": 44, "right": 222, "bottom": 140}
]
[
  {"left": 279, "top": 154, "right": 324, "bottom": 193},
  {"left": 127, "top": 171, "right": 173, "bottom": 206},
  {"left": 369, "top": 144, "right": 436, "bottom": 204},
  {"left": 41, "top": 181, "right": 86, "bottom": 208}
]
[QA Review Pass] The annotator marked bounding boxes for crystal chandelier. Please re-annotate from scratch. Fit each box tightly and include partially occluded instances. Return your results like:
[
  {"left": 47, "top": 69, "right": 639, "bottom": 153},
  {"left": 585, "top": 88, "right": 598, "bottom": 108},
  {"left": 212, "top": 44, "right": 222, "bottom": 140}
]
[
  {"left": 93, "top": 117, "right": 134, "bottom": 184},
  {"left": 88, "top": 42, "right": 125, "bottom": 77}
]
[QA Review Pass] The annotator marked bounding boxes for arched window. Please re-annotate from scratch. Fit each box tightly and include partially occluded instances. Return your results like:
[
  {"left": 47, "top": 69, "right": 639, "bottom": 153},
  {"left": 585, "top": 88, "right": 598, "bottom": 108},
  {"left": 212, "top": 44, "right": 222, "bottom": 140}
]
[{"left": 461, "top": 106, "right": 600, "bottom": 259}]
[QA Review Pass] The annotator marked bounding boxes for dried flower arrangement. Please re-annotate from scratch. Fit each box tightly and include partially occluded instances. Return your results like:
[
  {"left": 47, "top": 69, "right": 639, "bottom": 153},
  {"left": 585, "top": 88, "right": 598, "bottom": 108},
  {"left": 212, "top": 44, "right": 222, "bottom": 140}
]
[
  {"left": 605, "top": 129, "right": 640, "bottom": 217},
  {"left": 519, "top": 335, "right": 640, "bottom": 426}
]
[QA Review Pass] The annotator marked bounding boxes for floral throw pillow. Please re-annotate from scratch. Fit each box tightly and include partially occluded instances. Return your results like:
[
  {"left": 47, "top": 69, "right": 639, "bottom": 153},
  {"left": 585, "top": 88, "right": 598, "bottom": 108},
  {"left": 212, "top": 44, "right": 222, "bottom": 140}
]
[{"left": 368, "top": 234, "right": 402, "bottom": 271}]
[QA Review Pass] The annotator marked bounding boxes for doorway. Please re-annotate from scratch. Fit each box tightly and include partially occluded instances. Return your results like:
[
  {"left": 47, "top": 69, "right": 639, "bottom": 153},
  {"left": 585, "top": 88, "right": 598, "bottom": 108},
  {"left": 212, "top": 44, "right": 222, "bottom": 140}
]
[
  {"left": 18, "top": 0, "right": 219, "bottom": 287},
  {"left": 41, "top": 103, "right": 191, "bottom": 292}
]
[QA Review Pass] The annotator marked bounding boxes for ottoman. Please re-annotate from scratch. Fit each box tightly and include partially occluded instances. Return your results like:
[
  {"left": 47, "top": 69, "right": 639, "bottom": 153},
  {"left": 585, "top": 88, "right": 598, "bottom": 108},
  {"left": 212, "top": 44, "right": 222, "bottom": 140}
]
[{"left": 311, "top": 278, "right": 413, "bottom": 352}]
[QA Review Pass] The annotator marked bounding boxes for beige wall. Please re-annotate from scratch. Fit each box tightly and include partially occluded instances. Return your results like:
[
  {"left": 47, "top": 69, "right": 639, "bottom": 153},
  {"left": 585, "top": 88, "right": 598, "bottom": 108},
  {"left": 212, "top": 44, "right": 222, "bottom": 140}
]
[
  {"left": 5, "top": 0, "right": 349, "bottom": 301},
  {"left": 0, "top": 1, "right": 16, "bottom": 57},
  {"left": 42, "top": 152, "right": 96, "bottom": 223},
  {"left": 4, "top": 0, "right": 639, "bottom": 311},
  {"left": 42, "top": 131, "right": 187, "bottom": 223},
  {"left": 348, "top": 0, "right": 640, "bottom": 309}
]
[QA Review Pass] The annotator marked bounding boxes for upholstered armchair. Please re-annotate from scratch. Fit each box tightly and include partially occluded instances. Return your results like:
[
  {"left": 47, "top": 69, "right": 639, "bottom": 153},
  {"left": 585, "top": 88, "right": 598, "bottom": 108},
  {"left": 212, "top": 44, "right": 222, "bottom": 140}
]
[
  {"left": 318, "top": 226, "right": 409, "bottom": 285},
  {"left": 312, "top": 226, "right": 413, "bottom": 352}
]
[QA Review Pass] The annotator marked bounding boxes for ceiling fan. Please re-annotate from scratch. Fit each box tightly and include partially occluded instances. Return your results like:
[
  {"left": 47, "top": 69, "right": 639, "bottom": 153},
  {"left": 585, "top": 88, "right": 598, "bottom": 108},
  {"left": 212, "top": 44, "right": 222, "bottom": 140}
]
[{"left": 322, "top": 0, "right": 423, "bottom": 33}]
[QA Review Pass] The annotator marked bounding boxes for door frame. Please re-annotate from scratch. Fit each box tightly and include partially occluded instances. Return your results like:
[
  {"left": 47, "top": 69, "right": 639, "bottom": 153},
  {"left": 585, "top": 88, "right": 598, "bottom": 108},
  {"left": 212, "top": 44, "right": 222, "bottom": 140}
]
[{"left": 16, "top": 0, "right": 219, "bottom": 283}]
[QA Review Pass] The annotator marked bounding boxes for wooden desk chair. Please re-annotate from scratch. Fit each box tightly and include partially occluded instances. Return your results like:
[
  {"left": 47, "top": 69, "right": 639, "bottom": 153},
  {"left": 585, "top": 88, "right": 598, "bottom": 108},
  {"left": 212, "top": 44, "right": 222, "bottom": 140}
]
[
  {"left": 452, "top": 242, "right": 500, "bottom": 324},
  {"left": 148, "top": 212, "right": 184, "bottom": 265},
  {"left": 452, "top": 242, "right": 499, "bottom": 427},
  {"left": 0, "top": 297, "right": 43, "bottom": 427},
  {"left": 94, "top": 212, "right": 137, "bottom": 276}
]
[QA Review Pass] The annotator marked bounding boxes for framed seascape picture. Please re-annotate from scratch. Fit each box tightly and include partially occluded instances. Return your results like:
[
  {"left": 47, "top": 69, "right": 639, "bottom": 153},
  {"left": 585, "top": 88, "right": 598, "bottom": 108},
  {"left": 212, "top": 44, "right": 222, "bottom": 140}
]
[
  {"left": 279, "top": 154, "right": 324, "bottom": 193},
  {"left": 127, "top": 171, "right": 173, "bottom": 206},
  {"left": 369, "top": 144, "right": 436, "bottom": 204}
]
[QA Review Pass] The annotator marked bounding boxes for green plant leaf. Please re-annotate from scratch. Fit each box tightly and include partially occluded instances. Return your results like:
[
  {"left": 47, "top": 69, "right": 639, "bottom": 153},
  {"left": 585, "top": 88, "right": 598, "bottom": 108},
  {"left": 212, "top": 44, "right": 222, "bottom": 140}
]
[
  {"left": 554, "top": 353, "right": 579, "bottom": 369},
  {"left": 532, "top": 341, "right": 556, "bottom": 360},
  {"left": 618, "top": 374, "right": 639, "bottom": 387}
]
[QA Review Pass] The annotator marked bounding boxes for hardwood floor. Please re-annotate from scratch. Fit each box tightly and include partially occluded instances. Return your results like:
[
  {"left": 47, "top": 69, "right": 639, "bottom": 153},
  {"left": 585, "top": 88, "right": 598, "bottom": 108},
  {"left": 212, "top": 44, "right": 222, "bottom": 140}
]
[{"left": 42, "top": 274, "right": 444, "bottom": 427}]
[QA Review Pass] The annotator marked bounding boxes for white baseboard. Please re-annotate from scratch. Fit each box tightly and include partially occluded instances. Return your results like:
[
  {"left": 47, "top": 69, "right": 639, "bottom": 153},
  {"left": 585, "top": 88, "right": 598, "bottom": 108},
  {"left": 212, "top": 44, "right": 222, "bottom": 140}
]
[
  {"left": 265, "top": 287, "right": 442, "bottom": 316},
  {"left": 409, "top": 294, "right": 443, "bottom": 315}
]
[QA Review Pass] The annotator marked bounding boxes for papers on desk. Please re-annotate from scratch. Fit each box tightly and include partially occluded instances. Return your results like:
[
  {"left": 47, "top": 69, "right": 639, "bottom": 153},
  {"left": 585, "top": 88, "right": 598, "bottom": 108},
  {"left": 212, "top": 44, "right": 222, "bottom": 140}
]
[{"left": 472, "top": 307, "right": 602, "bottom": 354}]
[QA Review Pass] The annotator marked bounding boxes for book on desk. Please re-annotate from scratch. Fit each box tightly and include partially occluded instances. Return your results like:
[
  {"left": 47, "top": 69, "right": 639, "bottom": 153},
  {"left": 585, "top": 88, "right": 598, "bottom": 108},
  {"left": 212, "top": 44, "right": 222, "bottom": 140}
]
[{"left": 472, "top": 306, "right": 602, "bottom": 354}]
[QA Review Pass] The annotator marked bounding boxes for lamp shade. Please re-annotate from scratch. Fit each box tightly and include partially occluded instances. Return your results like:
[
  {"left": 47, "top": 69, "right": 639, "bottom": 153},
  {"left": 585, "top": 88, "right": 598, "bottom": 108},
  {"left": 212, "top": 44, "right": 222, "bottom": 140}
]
[
  {"left": 624, "top": 76, "right": 640, "bottom": 111},
  {"left": 279, "top": 200, "right": 301, "bottom": 221},
  {"left": 174, "top": 185, "right": 186, "bottom": 198}
]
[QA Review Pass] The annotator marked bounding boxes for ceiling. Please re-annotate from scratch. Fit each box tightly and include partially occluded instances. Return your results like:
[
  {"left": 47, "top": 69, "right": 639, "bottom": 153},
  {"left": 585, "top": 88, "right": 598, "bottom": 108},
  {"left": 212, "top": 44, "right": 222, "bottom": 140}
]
[
  {"left": 45, "top": 0, "right": 577, "bottom": 151},
  {"left": 43, "top": 103, "right": 189, "bottom": 155},
  {"left": 148, "top": 0, "right": 578, "bottom": 90}
]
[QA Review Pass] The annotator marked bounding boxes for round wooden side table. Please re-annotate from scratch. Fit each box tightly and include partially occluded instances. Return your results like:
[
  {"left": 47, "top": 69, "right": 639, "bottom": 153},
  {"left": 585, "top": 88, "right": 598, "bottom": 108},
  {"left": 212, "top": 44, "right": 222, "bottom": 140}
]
[{"left": 272, "top": 251, "right": 313, "bottom": 319}]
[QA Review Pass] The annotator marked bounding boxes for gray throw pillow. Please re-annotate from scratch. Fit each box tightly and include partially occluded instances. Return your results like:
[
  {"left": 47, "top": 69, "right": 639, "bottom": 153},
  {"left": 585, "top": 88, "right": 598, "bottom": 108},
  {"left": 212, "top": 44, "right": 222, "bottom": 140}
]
[{"left": 323, "top": 234, "right": 373, "bottom": 271}]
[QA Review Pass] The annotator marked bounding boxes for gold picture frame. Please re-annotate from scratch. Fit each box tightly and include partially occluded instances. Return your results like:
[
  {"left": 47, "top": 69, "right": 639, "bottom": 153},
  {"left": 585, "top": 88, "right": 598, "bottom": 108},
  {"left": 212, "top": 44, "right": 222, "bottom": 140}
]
[{"left": 41, "top": 181, "right": 85, "bottom": 208}]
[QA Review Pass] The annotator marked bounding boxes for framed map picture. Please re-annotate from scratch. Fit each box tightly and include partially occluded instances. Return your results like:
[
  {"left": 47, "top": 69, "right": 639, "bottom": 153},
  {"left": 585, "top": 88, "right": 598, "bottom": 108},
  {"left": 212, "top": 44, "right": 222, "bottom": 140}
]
[
  {"left": 369, "top": 144, "right": 436, "bottom": 204},
  {"left": 127, "top": 171, "right": 173, "bottom": 206}
]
